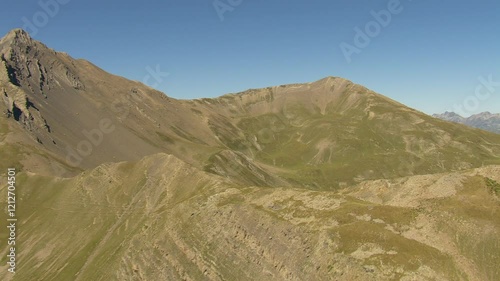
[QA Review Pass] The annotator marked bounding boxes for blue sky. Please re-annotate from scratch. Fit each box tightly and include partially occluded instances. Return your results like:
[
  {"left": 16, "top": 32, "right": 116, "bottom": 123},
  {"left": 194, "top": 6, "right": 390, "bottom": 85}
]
[{"left": 1, "top": 0, "right": 499, "bottom": 116}]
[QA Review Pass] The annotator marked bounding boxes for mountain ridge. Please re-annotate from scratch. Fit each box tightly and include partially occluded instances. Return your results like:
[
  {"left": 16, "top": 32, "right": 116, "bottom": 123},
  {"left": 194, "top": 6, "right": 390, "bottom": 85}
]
[{"left": 1, "top": 28, "right": 500, "bottom": 188}]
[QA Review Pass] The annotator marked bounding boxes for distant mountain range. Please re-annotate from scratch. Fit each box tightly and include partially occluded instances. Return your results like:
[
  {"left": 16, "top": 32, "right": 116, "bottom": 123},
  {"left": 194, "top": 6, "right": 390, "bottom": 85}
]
[{"left": 433, "top": 111, "right": 500, "bottom": 134}]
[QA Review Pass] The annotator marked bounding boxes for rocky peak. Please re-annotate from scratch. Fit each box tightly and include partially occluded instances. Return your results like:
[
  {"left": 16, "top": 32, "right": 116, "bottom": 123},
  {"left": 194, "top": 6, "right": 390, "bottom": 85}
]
[
  {"left": 0, "top": 29, "right": 83, "bottom": 146},
  {"left": 1, "top": 29, "right": 33, "bottom": 44},
  {"left": 0, "top": 28, "right": 45, "bottom": 55},
  {"left": 1, "top": 28, "right": 84, "bottom": 92}
]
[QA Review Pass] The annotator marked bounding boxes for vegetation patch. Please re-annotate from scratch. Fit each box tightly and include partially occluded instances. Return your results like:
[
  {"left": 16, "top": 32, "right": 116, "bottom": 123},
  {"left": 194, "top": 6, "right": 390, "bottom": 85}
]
[{"left": 485, "top": 177, "right": 500, "bottom": 195}]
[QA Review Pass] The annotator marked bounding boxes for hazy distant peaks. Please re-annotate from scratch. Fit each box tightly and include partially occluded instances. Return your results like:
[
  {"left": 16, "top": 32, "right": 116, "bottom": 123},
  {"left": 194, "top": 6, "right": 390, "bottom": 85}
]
[
  {"left": 434, "top": 111, "right": 465, "bottom": 122},
  {"left": 434, "top": 111, "right": 500, "bottom": 134},
  {"left": 434, "top": 111, "right": 499, "bottom": 120}
]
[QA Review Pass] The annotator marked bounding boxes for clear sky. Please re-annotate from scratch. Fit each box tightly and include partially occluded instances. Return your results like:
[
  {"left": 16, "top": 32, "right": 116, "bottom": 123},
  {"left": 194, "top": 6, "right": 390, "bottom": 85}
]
[{"left": 1, "top": 0, "right": 499, "bottom": 116}]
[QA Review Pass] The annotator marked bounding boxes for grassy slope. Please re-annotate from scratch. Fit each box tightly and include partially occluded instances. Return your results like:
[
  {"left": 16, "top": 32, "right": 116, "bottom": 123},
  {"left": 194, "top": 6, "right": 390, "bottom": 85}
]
[{"left": 1, "top": 155, "right": 499, "bottom": 280}]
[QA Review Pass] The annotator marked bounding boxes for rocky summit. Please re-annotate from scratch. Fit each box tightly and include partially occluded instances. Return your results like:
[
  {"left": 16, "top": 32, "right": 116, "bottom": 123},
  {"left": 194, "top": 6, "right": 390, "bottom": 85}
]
[{"left": 1, "top": 29, "right": 500, "bottom": 280}]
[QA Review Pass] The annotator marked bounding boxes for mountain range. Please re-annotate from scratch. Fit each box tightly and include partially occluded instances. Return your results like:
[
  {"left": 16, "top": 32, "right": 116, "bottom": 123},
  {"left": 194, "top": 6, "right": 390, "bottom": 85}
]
[
  {"left": 1, "top": 29, "right": 500, "bottom": 280},
  {"left": 433, "top": 112, "right": 500, "bottom": 134}
]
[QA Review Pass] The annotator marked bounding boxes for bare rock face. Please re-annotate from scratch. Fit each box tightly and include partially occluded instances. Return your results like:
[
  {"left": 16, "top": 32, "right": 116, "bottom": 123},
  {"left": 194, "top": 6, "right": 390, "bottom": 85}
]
[
  {"left": 2, "top": 88, "right": 50, "bottom": 134},
  {"left": 0, "top": 49, "right": 51, "bottom": 142},
  {"left": 0, "top": 29, "right": 84, "bottom": 95},
  {"left": 0, "top": 29, "right": 87, "bottom": 149}
]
